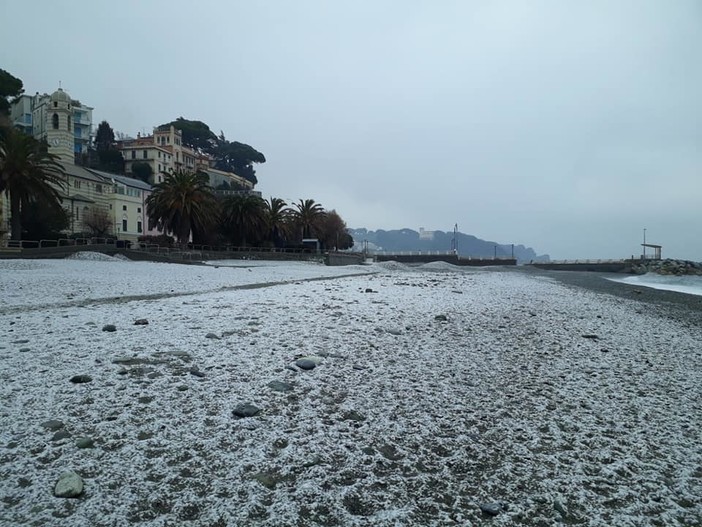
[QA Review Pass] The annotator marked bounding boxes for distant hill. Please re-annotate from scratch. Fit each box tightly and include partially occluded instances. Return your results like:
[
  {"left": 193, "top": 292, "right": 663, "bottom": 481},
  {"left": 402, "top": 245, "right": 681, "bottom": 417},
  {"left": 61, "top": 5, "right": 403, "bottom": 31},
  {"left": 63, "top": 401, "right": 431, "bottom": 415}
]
[{"left": 349, "top": 228, "right": 549, "bottom": 263}]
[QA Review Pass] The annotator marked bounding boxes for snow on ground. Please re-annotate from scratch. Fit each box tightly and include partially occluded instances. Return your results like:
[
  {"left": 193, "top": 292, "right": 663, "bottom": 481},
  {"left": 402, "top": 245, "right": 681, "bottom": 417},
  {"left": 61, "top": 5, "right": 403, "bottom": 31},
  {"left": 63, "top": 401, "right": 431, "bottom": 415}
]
[{"left": 0, "top": 257, "right": 701, "bottom": 526}]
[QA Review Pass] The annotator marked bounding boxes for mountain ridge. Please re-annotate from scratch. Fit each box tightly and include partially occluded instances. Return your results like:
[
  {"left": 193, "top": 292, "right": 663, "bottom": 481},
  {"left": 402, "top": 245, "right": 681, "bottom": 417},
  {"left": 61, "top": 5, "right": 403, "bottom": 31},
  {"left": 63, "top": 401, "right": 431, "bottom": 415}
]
[{"left": 350, "top": 228, "right": 549, "bottom": 263}]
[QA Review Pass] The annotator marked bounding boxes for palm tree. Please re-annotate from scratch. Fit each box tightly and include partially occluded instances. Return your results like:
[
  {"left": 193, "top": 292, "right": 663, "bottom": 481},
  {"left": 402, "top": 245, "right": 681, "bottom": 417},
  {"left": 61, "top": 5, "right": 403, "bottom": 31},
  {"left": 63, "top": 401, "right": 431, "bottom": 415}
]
[
  {"left": 263, "top": 197, "right": 292, "bottom": 246},
  {"left": 0, "top": 128, "right": 66, "bottom": 240},
  {"left": 146, "top": 169, "right": 217, "bottom": 247},
  {"left": 221, "top": 194, "right": 266, "bottom": 247},
  {"left": 293, "top": 199, "right": 325, "bottom": 239}
]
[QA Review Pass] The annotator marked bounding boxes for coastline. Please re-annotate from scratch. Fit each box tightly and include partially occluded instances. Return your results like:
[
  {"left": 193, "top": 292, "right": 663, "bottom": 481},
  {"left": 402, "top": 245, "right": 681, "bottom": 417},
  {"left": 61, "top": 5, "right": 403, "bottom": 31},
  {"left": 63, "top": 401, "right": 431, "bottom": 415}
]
[{"left": 514, "top": 266, "right": 702, "bottom": 326}]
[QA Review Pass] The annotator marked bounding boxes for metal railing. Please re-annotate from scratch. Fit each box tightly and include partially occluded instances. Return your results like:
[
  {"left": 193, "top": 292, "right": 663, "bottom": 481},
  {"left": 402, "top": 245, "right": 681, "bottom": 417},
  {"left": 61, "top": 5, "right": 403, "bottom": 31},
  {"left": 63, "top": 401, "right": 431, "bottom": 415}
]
[{"left": 1, "top": 237, "right": 116, "bottom": 249}]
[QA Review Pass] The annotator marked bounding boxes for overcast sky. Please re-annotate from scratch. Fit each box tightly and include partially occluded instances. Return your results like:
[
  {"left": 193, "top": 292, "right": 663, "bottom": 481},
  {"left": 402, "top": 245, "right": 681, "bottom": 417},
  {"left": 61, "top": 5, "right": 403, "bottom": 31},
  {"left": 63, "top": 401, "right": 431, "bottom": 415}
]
[{"left": 2, "top": 0, "right": 700, "bottom": 259}]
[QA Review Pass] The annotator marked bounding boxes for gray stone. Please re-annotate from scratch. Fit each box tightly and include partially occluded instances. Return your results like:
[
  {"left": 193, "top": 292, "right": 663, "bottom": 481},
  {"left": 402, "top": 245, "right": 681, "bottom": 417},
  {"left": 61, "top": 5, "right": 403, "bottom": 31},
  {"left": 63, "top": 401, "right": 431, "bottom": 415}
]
[
  {"left": 41, "top": 420, "right": 64, "bottom": 431},
  {"left": 268, "top": 380, "right": 293, "bottom": 392},
  {"left": 352, "top": 364, "right": 366, "bottom": 370},
  {"left": 342, "top": 410, "right": 366, "bottom": 422},
  {"left": 233, "top": 403, "right": 261, "bottom": 418},
  {"left": 12, "top": 339, "right": 30, "bottom": 344},
  {"left": 479, "top": 503, "right": 504, "bottom": 516},
  {"left": 205, "top": 332, "right": 220, "bottom": 339},
  {"left": 177, "top": 385, "right": 189, "bottom": 391},
  {"left": 295, "top": 359, "right": 317, "bottom": 371},
  {"left": 434, "top": 314, "right": 448, "bottom": 321},
  {"left": 51, "top": 430, "right": 71, "bottom": 441},
  {"left": 252, "top": 472, "right": 279, "bottom": 489},
  {"left": 102, "top": 324, "right": 117, "bottom": 332},
  {"left": 189, "top": 368, "right": 206, "bottom": 378},
  {"left": 70, "top": 375, "right": 93, "bottom": 384},
  {"left": 134, "top": 319, "right": 149, "bottom": 325},
  {"left": 19, "top": 347, "right": 30, "bottom": 352},
  {"left": 54, "top": 471, "right": 84, "bottom": 498},
  {"left": 386, "top": 328, "right": 403, "bottom": 335},
  {"left": 75, "top": 437, "right": 94, "bottom": 449}
]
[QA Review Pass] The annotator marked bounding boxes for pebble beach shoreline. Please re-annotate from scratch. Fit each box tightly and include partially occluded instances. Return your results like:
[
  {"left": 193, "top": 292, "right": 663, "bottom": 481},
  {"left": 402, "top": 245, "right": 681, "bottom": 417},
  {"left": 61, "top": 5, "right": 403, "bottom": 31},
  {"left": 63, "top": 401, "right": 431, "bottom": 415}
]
[{"left": 0, "top": 256, "right": 700, "bottom": 526}]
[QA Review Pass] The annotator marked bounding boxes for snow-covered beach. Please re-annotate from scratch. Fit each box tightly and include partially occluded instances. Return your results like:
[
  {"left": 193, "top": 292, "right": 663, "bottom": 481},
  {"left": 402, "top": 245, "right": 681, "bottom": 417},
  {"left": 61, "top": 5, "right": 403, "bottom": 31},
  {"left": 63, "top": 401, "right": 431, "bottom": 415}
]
[{"left": 1, "top": 256, "right": 700, "bottom": 526}]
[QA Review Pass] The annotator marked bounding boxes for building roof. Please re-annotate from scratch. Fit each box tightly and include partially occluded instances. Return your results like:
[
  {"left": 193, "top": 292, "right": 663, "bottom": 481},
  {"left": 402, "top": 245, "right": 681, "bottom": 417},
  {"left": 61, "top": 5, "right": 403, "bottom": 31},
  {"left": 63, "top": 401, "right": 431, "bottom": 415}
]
[
  {"left": 50, "top": 88, "right": 71, "bottom": 102},
  {"left": 86, "top": 168, "right": 152, "bottom": 191},
  {"left": 60, "top": 162, "right": 106, "bottom": 184}
]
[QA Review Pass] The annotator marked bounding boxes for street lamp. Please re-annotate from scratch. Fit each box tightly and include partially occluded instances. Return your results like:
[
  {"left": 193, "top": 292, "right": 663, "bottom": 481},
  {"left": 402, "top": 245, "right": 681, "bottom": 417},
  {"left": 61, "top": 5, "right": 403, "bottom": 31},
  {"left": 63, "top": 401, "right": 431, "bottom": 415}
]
[{"left": 643, "top": 228, "right": 647, "bottom": 259}]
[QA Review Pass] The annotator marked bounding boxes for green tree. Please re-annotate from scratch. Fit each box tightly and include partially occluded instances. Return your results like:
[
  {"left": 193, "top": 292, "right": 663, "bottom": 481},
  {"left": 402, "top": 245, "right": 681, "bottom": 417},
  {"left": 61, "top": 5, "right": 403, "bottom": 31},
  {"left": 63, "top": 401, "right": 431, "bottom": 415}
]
[
  {"left": 20, "top": 199, "right": 69, "bottom": 240},
  {"left": 0, "top": 69, "right": 23, "bottom": 118},
  {"left": 159, "top": 118, "right": 218, "bottom": 151},
  {"left": 293, "top": 199, "right": 325, "bottom": 239},
  {"left": 221, "top": 194, "right": 266, "bottom": 247},
  {"left": 214, "top": 138, "right": 265, "bottom": 185},
  {"left": 263, "top": 197, "right": 292, "bottom": 246},
  {"left": 146, "top": 169, "right": 217, "bottom": 247},
  {"left": 131, "top": 161, "right": 153, "bottom": 183},
  {"left": 317, "top": 210, "right": 353, "bottom": 251},
  {"left": 0, "top": 128, "right": 66, "bottom": 240},
  {"left": 94, "top": 121, "right": 116, "bottom": 152},
  {"left": 93, "top": 121, "right": 125, "bottom": 173}
]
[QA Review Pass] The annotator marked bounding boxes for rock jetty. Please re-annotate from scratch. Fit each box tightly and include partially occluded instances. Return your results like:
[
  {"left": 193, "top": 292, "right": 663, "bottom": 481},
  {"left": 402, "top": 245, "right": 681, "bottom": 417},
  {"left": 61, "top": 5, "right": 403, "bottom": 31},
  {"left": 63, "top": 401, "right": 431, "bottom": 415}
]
[{"left": 631, "top": 259, "right": 702, "bottom": 276}]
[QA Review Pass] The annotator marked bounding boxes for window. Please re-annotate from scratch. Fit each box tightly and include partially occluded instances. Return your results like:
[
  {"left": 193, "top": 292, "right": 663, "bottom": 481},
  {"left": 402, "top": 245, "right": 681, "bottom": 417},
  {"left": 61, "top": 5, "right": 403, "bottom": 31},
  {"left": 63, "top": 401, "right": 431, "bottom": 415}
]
[
  {"left": 143, "top": 150, "right": 147, "bottom": 159},
  {"left": 137, "top": 207, "right": 141, "bottom": 213},
  {"left": 122, "top": 219, "right": 128, "bottom": 232},
  {"left": 109, "top": 204, "right": 112, "bottom": 210},
  {"left": 137, "top": 220, "right": 143, "bottom": 233},
  {"left": 67, "top": 115, "right": 71, "bottom": 130},
  {"left": 95, "top": 184, "right": 102, "bottom": 193},
  {"left": 52, "top": 113, "right": 59, "bottom": 129},
  {"left": 73, "top": 179, "right": 81, "bottom": 189},
  {"left": 131, "top": 151, "right": 136, "bottom": 160},
  {"left": 53, "top": 101, "right": 57, "bottom": 108},
  {"left": 122, "top": 205, "right": 127, "bottom": 211},
  {"left": 158, "top": 151, "right": 161, "bottom": 158},
  {"left": 158, "top": 164, "right": 161, "bottom": 172}
]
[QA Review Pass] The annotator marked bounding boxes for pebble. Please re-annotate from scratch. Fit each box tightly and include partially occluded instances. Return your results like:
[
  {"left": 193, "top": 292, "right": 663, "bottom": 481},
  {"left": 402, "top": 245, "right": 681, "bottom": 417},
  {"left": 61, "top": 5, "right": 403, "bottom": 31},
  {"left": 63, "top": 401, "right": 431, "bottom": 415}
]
[
  {"left": 54, "top": 471, "right": 84, "bottom": 498},
  {"left": 233, "top": 403, "right": 261, "bottom": 418},
  {"left": 41, "top": 420, "right": 65, "bottom": 431},
  {"left": 102, "top": 324, "right": 117, "bottom": 332},
  {"left": 189, "top": 368, "right": 206, "bottom": 378},
  {"left": 70, "top": 375, "right": 93, "bottom": 384},
  {"left": 479, "top": 503, "right": 505, "bottom": 516},
  {"left": 134, "top": 319, "right": 149, "bottom": 325},
  {"left": 52, "top": 430, "right": 71, "bottom": 441},
  {"left": 267, "top": 380, "right": 293, "bottom": 392},
  {"left": 434, "top": 314, "right": 448, "bottom": 321},
  {"left": 295, "top": 359, "right": 317, "bottom": 370},
  {"left": 205, "top": 333, "right": 220, "bottom": 339},
  {"left": 75, "top": 437, "right": 94, "bottom": 449}
]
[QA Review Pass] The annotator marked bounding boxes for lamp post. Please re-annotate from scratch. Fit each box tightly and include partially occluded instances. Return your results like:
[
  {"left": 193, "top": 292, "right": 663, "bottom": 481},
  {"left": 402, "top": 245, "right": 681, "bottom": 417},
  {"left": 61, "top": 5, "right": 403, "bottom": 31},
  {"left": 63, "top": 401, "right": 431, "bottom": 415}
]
[{"left": 643, "top": 228, "right": 646, "bottom": 260}]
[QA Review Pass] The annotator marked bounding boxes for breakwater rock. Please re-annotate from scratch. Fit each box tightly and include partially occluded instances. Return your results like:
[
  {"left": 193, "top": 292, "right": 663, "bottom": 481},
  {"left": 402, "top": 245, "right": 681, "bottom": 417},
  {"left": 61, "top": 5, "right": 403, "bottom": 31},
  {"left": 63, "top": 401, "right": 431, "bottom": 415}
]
[{"left": 631, "top": 259, "right": 702, "bottom": 276}]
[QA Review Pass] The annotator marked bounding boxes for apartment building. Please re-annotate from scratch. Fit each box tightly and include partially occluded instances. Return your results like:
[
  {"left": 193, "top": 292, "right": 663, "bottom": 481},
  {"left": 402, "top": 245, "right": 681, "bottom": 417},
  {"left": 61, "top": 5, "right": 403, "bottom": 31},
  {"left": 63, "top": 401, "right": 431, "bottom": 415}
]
[{"left": 119, "top": 125, "right": 209, "bottom": 184}]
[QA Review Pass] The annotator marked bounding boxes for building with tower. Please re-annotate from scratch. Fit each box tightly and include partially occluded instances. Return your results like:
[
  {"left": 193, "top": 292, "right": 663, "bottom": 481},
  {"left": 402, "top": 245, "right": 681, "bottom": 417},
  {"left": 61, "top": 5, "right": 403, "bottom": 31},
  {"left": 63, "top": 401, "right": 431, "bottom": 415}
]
[
  {"left": 10, "top": 87, "right": 94, "bottom": 164},
  {"left": 31, "top": 88, "right": 76, "bottom": 164}
]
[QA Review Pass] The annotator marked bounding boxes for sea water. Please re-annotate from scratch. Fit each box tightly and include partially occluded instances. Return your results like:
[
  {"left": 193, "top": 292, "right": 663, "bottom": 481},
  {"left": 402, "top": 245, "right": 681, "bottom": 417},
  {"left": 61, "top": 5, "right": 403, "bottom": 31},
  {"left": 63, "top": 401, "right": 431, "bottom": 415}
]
[{"left": 609, "top": 273, "right": 702, "bottom": 297}]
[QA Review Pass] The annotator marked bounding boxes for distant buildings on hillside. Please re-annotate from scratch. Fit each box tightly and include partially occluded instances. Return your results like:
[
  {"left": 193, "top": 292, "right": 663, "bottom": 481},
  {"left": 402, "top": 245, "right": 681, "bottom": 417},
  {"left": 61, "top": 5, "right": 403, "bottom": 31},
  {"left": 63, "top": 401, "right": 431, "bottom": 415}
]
[{"left": 2, "top": 85, "right": 259, "bottom": 242}]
